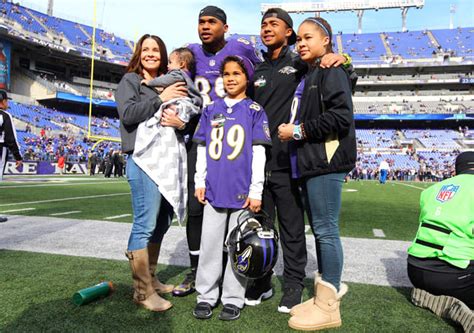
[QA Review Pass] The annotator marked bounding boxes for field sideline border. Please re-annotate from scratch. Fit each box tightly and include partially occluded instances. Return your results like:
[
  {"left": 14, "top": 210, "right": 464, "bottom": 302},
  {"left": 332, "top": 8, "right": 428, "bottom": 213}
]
[{"left": 0, "top": 215, "right": 412, "bottom": 288}]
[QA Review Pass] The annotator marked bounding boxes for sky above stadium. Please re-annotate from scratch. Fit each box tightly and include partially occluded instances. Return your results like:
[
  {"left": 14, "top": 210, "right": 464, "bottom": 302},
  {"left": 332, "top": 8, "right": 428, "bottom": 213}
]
[{"left": 19, "top": 0, "right": 474, "bottom": 50}]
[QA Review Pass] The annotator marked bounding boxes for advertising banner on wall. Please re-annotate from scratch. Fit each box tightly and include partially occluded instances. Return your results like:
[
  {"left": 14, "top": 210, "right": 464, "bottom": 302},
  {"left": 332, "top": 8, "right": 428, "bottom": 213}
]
[
  {"left": 3, "top": 161, "right": 89, "bottom": 175},
  {"left": 0, "top": 39, "right": 11, "bottom": 90},
  {"left": 354, "top": 113, "right": 474, "bottom": 121}
]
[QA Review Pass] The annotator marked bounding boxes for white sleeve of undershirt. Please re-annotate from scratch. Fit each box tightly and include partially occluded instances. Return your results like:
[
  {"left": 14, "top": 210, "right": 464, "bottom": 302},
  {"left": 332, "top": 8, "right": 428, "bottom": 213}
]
[
  {"left": 248, "top": 145, "right": 266, "bottom": 200},
  {"left": 194, "top": 144, "right": 207, "bottom": 189}
]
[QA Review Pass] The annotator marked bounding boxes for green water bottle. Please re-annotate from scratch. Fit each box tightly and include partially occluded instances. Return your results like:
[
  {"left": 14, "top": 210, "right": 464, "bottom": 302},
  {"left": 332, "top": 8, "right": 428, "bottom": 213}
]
[{"left": 72, "top": 281, "right": 114, "bottom": 306}]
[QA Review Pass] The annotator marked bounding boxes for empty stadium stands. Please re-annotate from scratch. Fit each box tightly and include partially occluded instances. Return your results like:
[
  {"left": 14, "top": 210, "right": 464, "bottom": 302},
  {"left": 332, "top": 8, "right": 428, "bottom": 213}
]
[
  {"left": 8, "top": 101, "right": 120, "bottom": 138},
  {"left": 231, "top": 27, "right": 473, "bottom": 64}
]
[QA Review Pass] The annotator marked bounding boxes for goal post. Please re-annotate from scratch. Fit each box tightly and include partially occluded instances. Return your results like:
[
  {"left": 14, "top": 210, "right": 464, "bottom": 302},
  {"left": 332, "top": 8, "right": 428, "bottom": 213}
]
[{"left": 86, "top": 0, "right": 121, "bottom": 146}]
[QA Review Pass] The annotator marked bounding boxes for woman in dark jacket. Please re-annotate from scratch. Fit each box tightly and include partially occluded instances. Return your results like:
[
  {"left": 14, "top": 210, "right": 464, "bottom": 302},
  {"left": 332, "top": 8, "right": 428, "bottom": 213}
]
[
  {"left": 278, "top": 18, "right": 356, "bottom": 331},
  {"left": 115, "top": 34, "right": 187, "bottom": 312}
]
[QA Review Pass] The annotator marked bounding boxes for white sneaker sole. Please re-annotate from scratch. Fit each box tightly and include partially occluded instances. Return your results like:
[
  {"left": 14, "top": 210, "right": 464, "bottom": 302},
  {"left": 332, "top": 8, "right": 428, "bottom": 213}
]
[
  {"left": 278, "top": 294, "right": 303, "bottom": 314},
  {"left": 277, "top": 305, "right": 291, "bottom": 313},
  {"left": 244, "top": 289, "right": 273, "bottom": 306}
]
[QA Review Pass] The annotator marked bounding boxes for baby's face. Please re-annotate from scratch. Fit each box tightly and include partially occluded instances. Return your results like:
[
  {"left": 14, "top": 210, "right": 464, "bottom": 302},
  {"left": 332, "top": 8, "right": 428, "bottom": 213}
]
[{"left": 168, "top": 52, "right": 183, "bottom": 71}]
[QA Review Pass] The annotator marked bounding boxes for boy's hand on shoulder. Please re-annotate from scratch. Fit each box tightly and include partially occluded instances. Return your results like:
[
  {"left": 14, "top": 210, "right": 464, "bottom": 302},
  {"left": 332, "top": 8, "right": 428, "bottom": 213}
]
[
  {"left": 195, "top": 188, "right": 206, "bottom": 205},
  {"left": 243, "top": 198, "right": 261, "bottom": 213},
  {"left": 320, "top": 53, "right": 346, "bottom": 68}
]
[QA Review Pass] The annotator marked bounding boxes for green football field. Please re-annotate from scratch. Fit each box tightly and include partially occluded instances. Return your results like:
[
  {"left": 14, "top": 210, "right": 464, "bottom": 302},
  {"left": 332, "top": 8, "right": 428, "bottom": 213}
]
[
  {"left": 0, "top": 176, "right": 459, "bottom": 332},
  {"left": 0, "top": 175, "right": 433, "bottom": 240}
]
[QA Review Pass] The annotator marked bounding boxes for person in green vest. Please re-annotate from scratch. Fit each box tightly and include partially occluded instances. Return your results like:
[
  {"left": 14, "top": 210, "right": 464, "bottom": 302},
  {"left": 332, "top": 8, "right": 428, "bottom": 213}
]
[{"left": 407, "top": 151, "right": 473, "bottom": 331}]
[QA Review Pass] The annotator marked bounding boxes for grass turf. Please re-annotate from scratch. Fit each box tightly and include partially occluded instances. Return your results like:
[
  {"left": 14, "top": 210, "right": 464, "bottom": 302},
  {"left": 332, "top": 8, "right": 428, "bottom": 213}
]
[
  {"left": 0, "top": 250, "right": 459, "bottom": 332},
  {"left": 0, "top": 177, "right": 133, "bottom": 223},
  {"left": 1, "top": 176, "right": 432, "bottom": 240}
]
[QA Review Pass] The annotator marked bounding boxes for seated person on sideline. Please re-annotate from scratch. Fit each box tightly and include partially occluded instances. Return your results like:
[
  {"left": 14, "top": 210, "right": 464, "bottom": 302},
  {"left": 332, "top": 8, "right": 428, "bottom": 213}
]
[{"left": 407, "top": 151, "right": 473, "bottom": 331}]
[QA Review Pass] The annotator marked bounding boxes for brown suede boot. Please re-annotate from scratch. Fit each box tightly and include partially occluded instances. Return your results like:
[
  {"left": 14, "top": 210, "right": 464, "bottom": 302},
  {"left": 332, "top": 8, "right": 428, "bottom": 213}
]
[
  {"left": 290, "top": 272, "right": 321, "bottom": 316},
  {"left": 288, "top": 277, "right": 348, "bottom": 331},
  {"left": 125, "top": 248, "right": 172, "bottom": 312},
  {"left": 148, "top": 243, "right": 174, "bottom": 294}
]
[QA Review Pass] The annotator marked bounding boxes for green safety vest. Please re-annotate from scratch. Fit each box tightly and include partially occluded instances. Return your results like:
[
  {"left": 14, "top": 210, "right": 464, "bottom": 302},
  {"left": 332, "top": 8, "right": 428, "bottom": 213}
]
[{"left": 407, "top": 174, "right": 474, "bottom": 269}]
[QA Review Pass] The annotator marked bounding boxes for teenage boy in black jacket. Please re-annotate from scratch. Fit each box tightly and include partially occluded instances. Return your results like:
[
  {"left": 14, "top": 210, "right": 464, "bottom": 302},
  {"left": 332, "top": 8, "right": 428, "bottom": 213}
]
[
  {"left": 246, "top": 8, "right": 354, "bottom": 313},
  {"left": 0, "top": 90, "right": 22, "bottom": 222}
]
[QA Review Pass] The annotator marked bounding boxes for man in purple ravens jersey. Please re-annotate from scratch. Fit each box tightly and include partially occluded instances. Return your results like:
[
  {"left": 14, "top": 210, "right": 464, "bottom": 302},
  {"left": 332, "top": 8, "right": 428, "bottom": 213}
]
[
  {"left": 172, "top": 5, "right": 262, "bottom": 297},
  {"left": 187, "top": 34, "right": 261, "bottom": 106}
]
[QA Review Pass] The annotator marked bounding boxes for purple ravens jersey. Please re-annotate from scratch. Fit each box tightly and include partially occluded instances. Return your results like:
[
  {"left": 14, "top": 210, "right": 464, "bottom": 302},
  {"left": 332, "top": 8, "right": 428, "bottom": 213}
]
[
  {"left": 187, "top": 38, "right": 261, "bottom": 106},
  {"left": 289, "top": 79, "right": 305, "bottom": 179},
  {"left": 193, "top": 98, "right": 271, "bottom": 209}
]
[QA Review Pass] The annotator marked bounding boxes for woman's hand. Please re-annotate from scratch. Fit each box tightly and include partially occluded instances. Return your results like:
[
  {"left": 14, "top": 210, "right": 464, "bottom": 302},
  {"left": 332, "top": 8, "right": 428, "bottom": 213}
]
[
  {"left": 242, "top": 198, "right": 261, "bottom": 213},
  {"left": 195, "top": 188, "right": 206, "bottom": 205},
  {"left": 278, "top": 123, "right": 295, "bottom": 142},
  {"left": 320, "top": 53, "right": 346, "bottom": 68},
  {"left": 161, "top": 107, "right": 185, "bottom": 129},
  {"left": 159, "top": 82, "right": 187, "bottom": 102}
]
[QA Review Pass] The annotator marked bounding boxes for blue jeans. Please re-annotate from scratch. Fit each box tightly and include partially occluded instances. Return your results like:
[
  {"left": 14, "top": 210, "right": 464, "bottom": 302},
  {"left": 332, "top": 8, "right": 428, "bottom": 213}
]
[
  {"left": 303, "top": 172, "right": 346, "bottom": 291},
  {"left": 126, "top": 156, "right": 173, "bottom": 251},
  {"left": 380, "top": 169, "right": 388, "bottom": 184}
]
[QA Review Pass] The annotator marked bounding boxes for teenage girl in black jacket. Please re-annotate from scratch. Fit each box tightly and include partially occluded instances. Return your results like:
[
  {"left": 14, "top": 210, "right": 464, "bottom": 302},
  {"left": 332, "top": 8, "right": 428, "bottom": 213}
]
[{"left": 278, "top": 17, "right": 356, "bottom": 331}]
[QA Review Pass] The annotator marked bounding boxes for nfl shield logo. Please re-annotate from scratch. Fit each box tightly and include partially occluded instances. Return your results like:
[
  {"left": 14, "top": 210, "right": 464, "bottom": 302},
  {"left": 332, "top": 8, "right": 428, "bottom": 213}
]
[
  {"left": 209, "top": 59, "right": 216, "bottom": 66},
  {"left": 436, "top": 184, "right": 460, "bottom": 203}
]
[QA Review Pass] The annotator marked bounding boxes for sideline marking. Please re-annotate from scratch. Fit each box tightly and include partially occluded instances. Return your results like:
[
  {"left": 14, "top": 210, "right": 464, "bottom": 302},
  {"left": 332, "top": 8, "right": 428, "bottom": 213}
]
[
  {"left": 105, "top": 214, "right": 132, "bottom": 220},
  {"left": 373, "top": 229, "right": 386, "bottom": 238},
  {"left": 0, "top": 207, "right": 36, "bottom": 213},
  {"left": 0, "top": 193, "right": 129, "bottom": 207},
  {"left": 0, "top": 181, "right": 126, "bottom": 189},
  {"left": 50, "top": 211, "right": 82, "bottom": 216},
  {"left": 392, "top": 182, "right": 426, "bottom": 191}
]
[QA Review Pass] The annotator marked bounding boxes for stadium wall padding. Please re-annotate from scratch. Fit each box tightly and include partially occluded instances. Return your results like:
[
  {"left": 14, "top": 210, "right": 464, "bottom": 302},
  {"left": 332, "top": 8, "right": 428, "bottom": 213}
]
[{"left": 4, "top": 161, "right": 88, "bottom": 175}]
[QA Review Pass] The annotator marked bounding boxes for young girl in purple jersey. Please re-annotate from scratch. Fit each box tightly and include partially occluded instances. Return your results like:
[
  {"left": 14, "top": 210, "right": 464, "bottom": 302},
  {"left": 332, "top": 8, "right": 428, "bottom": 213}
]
[
  {"left": 278, "top": 17, "right": 356, "bottom": 331},
  {"left": 191, "top": 56, "right": 271, "bottom": 321}
]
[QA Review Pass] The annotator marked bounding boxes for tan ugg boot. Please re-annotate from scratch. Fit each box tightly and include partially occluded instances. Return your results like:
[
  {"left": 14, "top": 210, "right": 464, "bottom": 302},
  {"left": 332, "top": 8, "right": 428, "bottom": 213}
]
[
  {"left": 290, "top": 272, "right": 322, "bottom": 316},
  {"left": 148, "top": 243, "right": 174, "bottom": 294},
  {"left": 288, "top": 277, "right": 348, "bottom": 331},
  {"left": 125, "top": 248, "right": 172, "bottom": 312}
]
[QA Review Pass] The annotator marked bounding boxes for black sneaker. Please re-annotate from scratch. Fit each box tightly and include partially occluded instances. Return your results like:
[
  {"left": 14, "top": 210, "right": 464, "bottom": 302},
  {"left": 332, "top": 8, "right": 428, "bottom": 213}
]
[
  {"left": 193, "top": 302, "right": 213, "bottom": 319},
  {"left": 244, "top": 273, "right": 273, "bottom": 306},
  {"left": 173, "top": 271, "right": 196, "bottom": 297},
  {"left": 0, "top": 216, "right": 7, "bottom": 223},
  {"left": 218, "top": 304, "right": 241, "bottom": 321},
  {"left": 278, "top": 287, "right": 303, "bottom": 313}
]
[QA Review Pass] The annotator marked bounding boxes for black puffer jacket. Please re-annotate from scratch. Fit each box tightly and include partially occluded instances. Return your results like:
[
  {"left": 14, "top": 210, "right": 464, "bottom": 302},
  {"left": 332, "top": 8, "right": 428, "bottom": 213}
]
[{"left": 296, "top": 66, "right": 356, "bottom": 178}]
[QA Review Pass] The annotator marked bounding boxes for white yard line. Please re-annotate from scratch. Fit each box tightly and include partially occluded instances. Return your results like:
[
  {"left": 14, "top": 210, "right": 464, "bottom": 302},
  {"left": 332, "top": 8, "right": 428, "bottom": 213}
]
[
  {"left": 50, "top": 211, "right": 82, "bottom": 216},
  {"left": 373, "top": 229, "right": 386, "bottom": 238},
  {"left": 0, "top": 193, "right": 129, "bottom": 207},
  {"left": 0, "top": 207, "right": 36, "bottom": 213},
  {"left": 0, "top": 181, "right": 126, "bottom": 189},
  {"left": 392, "top": 182, "right": 426, "bottom": 191},
  {"left": 104, "top": 214, "right": 132, "bottom": 220}
]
